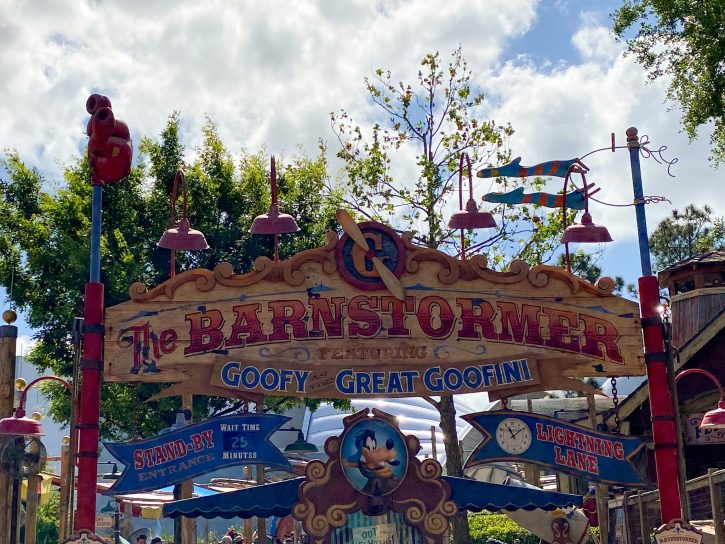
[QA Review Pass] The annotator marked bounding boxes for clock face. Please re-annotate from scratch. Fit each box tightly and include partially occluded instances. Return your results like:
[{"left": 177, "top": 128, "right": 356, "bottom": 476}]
[{"left": 495, "top": 418, "right": 532, "bottom": 455}]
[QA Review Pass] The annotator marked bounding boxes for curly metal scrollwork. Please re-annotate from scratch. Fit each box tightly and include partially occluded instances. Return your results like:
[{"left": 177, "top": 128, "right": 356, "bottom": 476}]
[{"left": 638, "top": 134, "right": 678, "bottom": 177}]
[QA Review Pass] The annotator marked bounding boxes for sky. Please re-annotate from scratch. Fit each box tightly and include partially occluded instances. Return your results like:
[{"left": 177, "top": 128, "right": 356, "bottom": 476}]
[{"left": 1, "top": 0, "right": 722, "bottom": 351}]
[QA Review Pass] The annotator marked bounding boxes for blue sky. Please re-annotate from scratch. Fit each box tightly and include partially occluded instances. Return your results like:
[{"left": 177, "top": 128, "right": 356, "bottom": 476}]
[{"left": 1, "top": 0, "right": 720, "bottom": 351}]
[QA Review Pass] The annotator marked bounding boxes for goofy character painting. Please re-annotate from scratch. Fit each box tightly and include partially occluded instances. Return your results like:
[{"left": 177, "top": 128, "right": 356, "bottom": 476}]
[{"left": 346, "top": 428, "right": 401, "bottom": 495}]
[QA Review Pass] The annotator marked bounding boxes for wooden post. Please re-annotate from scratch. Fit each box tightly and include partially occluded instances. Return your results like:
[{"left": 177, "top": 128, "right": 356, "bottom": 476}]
[
  {"left": 622, "top": 492, "right": 633, "bottom": 544},
  {"left": 430, "top": 426, "right": 437, "bottom": 460},
  {"left": 121, "top": 500, "right": 133, "bottom": 537},
  {"left": 181, "top": 394, "right": 197, "bottom": 544},
  {"left": 523, "top": 397, "right": 540, "bottom": 486},
  {"left": 58, "top": 436, "right": 75, "bottom": 541},
  {"left": 0, "top": 310, "right": 18, "bottom": 544},
  {"left": 708, "top": 469, "right": 724, "bottom": 544},
  {"left": 243, "top": 465, "right": 254, "bottom": 543},
  {"left": 587, "top": 394, "right": 609, "bottom": 544},
  {"left": 24, "top": 473, "right": 41, "bottom": 544},
  {"left": 637, "top": 491, "right": 648, "bottom": 544},
  {"left": 256, "top": 403, "right": 268, "bottom": 544}
]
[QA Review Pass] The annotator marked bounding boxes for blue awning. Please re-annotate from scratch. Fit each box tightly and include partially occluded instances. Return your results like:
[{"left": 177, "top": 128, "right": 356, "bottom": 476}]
[{"left": 163, "top": 476, "right": 582, "bottom": 519}]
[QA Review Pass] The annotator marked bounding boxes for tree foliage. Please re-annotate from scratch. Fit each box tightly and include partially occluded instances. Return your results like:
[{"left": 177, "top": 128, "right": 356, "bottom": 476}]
[
  {"left": 331, "top": 47, "right": 568, "bottom": 268},
  {"left": 649, "top": 204, "right": 725, "bottom": 270},
  {"left": 611, "top": 0, "right": 725, "bottom": 164},
  {"left": 555, "top": 250, "right": 626, "bottom": 294},
  {"left": 0, "top": 115, "right": 345, "bottom": 440},
  {"left": 468, "top": 512, "right": 538, "bottom": 544},
  {"left": 34, "top": 490, "right": 60, "bottom": 544}
]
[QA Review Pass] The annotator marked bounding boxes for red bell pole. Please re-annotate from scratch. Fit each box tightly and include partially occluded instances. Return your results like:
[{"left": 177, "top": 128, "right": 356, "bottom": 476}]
[
  {"left": 76, "top": 95, "right": 133, "bottom": 531},
  {"left": 75, "top": 280, "right": 104, "bottom": 530},
  {"left": 627, "top": 127, "right": 682, "bottom": 522},
  {"left": 639, "top": 276, "right": 682, "bottom": 521}
]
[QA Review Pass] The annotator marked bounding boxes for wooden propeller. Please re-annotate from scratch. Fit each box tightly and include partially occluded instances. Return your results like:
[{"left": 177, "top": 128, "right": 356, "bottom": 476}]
[{"left": 335, "top": 209, "right": 405, "bottom": 301}]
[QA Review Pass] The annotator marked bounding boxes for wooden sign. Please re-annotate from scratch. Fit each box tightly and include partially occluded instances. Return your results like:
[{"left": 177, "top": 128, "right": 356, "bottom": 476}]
[
  {"left": 60, "top": 532, "right": 110, "bottom": 544},
  {"left": 652, "top": 519, "right": 703, "bottom": 544},
  {"left": 103, "top": 414, "right": 290, "bottom": 494},
  {"left": 104, "top": 221, "right": 644, "bottom": 398},
  {"left": 683, "top": 413, "right": 725, "bottom": 445},
  {"left": 463, "top": 410, "right": 650, "bottom": 486},
  {"left": 332, "top": 511, "right": 424, "bottom": 544},
  {"left": 292, "top": 408, "right": 457, "bottom": 544}
]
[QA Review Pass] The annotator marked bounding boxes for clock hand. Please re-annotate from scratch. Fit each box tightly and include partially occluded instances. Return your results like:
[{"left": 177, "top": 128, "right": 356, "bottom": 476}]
[{"left": 508, "top": 427, "right": 516, "bottom": 439}]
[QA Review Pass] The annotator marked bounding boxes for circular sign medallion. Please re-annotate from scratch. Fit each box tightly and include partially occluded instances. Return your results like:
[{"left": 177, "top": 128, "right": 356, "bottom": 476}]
[
  {"left": 340, "top": 417, "right": 408, "bottom": 497},
  {"left": 335, "top": 222, "right": 406, "bottom": 291},
  {"left": 495, "top": 417, "right": 533, "bottom": 455}
]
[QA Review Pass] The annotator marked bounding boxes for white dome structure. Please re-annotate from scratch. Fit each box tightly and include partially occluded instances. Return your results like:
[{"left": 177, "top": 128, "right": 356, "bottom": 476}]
[{"left": 301, "top": 393, "right": 492, "bottom": 471}]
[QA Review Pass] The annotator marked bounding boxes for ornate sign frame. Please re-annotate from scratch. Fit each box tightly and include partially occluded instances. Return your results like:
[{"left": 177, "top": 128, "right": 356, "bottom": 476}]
[
  {"left": 292, "top": 408, "right": 457, "bottom": 544},
  {"left": 104, "top": 221, "right": 644, "bottom": 400}
]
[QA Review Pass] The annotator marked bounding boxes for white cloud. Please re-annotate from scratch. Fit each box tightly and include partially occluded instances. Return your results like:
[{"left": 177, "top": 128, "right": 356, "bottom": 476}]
[
  {"left": 572, "top": 24, "right": 622, "bottom": 62},
  {"left": 0, "top": 0, "right": 537, "bottom": 178},
  {"left": 15, "top": 335, "right": 37, "bottom": 358},
  {"left": 0, "top": 0, "right": 720, "bottom": 274},
  {"left": 483, "top": 21, "right": 721, "bottom": 245}
]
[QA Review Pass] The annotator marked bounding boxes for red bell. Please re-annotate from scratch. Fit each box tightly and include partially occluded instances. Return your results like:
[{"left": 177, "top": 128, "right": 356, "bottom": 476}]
[
  {"left": 701, "top": 401, "right": 725, "bottom": 430},
  {"left": 0, "top": 406, "right": 43, "bottom": 436},
  {"left": 560, "top": 212, "right": 612, "bottom": 244},
  {"left": 158, "top": 217, "right": 209, "bottom": 251},
  {"left": 250, "top": 157, "right": 300, "bottom": 236},
  {"left": 448, "top": 197, "right": 497, "bottom": 230},
  {"left": 158, "top": 170, "right": 209, "bottom": 252}
]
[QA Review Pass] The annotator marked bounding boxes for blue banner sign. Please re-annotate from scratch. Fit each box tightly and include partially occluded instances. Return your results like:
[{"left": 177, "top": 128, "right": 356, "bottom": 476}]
[
  {"left": 104, "top": 414, "right": 291, "bottom": 494},
  {"left": 463, "top": 411, "right": 649, "bottom": 486}
]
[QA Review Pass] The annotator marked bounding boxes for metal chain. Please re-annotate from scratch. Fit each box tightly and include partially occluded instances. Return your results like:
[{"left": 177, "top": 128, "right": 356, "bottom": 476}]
[{"left": 611, "top": 377, "right": 621, "bottom": 433}]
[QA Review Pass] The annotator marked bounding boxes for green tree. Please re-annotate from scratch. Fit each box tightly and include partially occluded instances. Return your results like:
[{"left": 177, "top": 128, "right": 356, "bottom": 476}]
[
  {"left": 649, "top": 204, "right": 725, "bottom": 270},
  {"left": 0, "top": 115, "right": 345, "bottom": 440},
  {"left": 555, "top": 250, "right": 626, "bottom": 294},
  {"left": 331, "top": 48, "right": 569, "bottom": 544},
  {"left": 35, "top": 491, "right": 60, "bottom": 544},
  {"left": 468, "top": 512, "right": 538, "bottom": 544},
  {"left": 611, "top": 0, "right": 725, "bottom": 163}
]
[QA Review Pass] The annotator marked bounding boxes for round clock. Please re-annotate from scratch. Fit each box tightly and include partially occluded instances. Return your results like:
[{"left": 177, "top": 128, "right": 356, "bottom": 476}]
[{"left": 495, "top": 417, "right": 532, "bottom": 455}]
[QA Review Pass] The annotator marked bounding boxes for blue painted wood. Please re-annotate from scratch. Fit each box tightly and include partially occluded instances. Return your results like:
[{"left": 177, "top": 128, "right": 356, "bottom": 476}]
[{"left": 104, "top": 414, "right": 291, "bottom": 494}]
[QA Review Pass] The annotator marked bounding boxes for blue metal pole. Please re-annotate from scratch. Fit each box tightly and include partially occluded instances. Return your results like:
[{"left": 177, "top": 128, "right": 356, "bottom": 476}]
[
  {"left": 627, "top": 127, "right": 684, "bottom": 522},
  {"left": 626, "top": 127, "right": 652, "bottom": 277},
  {"left": 90, "top": 184, "right": 103, "bottom": 282}
]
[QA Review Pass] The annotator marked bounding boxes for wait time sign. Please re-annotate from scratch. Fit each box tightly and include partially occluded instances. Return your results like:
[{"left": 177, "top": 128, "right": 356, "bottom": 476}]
[{"left": 104, "top": 220, "right": 645, "bottom": 399}]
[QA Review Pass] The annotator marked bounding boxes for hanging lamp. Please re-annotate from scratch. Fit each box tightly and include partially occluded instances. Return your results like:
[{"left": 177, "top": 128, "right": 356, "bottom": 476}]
[
  {"left": 447, "top": 152, "right": 496, "bottom": 259},
  {"left": 250, "top": 156, "right": 300, "bottom": 260},
  {"left": 157, "top": 169, "right": 209, "bottom": 277}
]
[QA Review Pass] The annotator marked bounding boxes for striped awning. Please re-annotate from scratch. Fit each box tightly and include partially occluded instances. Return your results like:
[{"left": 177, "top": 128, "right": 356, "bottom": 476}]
[{"left": 164, "top": 476, "right": 582, "bottom": 519}]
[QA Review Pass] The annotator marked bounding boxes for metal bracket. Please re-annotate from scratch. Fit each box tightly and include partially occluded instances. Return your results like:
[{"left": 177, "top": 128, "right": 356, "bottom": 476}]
[
  {"left": 641, "top": 316, "right": 662, "bottom": 328},
  {"left": 644, "top": 352, "right": 667, "bottom": 363},
  {"left": 80, "top": 358, "right": 104, "bottom": 370}
]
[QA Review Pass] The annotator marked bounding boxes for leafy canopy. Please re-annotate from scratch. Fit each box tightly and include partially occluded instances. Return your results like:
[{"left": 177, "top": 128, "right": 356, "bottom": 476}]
[
  {"left": 649, "top": 204, "right": 725, "bottom": 270},
  {"left": 612, "top": 0, "right": 725, "bottom": 164},
  {"left": 331, "top": 47, "right": 569, "bottom": 268},
  {"left": 0, "top": 115, "right": 345, "bottom": 439}
]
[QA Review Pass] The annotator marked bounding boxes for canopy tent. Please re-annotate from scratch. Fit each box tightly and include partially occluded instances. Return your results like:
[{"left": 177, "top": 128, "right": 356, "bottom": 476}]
[{"left": 163, "top": 476, "right": 583, "bottom": 520}]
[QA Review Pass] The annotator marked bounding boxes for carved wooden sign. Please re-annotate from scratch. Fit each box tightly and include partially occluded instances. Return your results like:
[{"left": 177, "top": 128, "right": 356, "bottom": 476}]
[
  {"left": 464, "top": 411, "right": 650, "bottom": 486},
  {"left": 104, "top": 220, "right": 644, "bottom": 398},
  {"left": 652, "top": 519, "right": 703, "bottom": 544},
  {"left": 292, "top": 408, "right": 457, "bottom": 544}
]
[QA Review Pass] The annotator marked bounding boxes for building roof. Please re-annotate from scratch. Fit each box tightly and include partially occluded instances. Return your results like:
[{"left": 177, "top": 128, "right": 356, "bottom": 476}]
[
  {"left": 494, "top": 396, "right": 615, "bottom": 420},
  {"left": 659, "top": 250, "right": 725, "bottom": 285}
]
